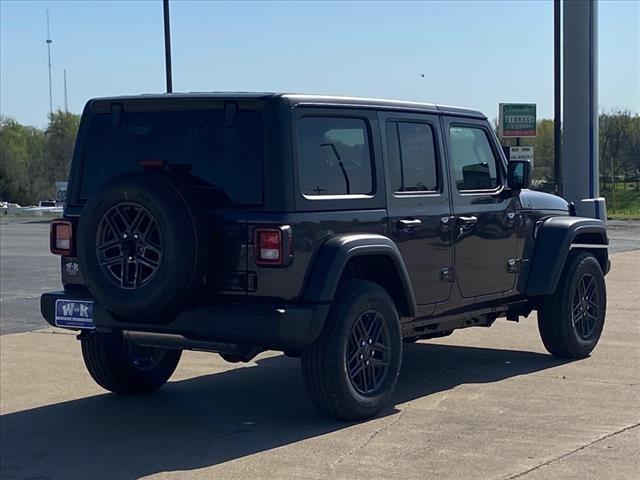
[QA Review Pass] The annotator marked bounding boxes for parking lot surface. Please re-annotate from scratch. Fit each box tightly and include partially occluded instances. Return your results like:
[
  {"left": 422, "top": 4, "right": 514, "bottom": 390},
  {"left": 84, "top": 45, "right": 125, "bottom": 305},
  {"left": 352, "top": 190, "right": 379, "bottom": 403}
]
[{"left": 0, "top": 218, "right": 639, "bottom": 479}]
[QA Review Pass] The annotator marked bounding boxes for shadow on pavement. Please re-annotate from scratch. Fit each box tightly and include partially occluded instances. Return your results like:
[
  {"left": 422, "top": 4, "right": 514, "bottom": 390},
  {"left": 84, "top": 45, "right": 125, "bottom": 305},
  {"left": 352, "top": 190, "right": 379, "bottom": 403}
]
[{"left": 0, "top": 342, "right": 570, "bottom": 479}]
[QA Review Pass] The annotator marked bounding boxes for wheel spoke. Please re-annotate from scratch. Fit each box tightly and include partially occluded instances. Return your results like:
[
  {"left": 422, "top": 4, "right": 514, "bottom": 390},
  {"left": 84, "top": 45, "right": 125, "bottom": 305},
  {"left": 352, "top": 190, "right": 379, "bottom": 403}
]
[
  {"left": 347, "top": 348, "right": 360, "bottom": 366},
  {"left": 354, "top": 318, "right": 369, "bottom": 340},
  {"left": 129, "top": 208, "right": 145, "bottom": 233},
  {"left": 368, "top": 318, "right": 383, "bottom": 344},
  {"left": 99, "top": 253, "right": 124, "bottom": 267},
  {"left": 373, "top": 342, "right": 391, "bottom": 353},
  {"left": 137, "top": 255, "right": 159, "bottom": 270},
  {"left": 97, "top": 237, "right": 121, "bottom": 253},
  {"left": 370, "top": 357, "right": 389, "bottom": 368},
  {"left": 577, "top": 278, "right": 586, "bottom": 299},
  {"left": 572, "top": 302, "right": 582, "bottom": 318}
]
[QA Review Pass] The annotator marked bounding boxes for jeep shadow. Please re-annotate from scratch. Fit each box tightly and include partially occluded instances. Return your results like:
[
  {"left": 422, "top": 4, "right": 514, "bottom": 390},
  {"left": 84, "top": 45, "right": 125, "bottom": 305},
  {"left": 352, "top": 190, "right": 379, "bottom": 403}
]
[{"left": 0, "top": 342, "right": 570, "bottom": 480}]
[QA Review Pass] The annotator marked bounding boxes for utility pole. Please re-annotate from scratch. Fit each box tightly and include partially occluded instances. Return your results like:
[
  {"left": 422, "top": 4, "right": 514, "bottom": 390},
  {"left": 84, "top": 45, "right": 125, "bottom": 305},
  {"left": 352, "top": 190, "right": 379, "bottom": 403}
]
[
  {"left": 64, "top": 69, "right": 68, "bottom": 113},
  {"left": 563, "top": 0, "right": 605, "bottom": 219},
  {"left": 163, "top": 0, "right": 173, "bottom": 93},
  {"left": 46, "top": 10, "right": 53, "bottom": 117}
]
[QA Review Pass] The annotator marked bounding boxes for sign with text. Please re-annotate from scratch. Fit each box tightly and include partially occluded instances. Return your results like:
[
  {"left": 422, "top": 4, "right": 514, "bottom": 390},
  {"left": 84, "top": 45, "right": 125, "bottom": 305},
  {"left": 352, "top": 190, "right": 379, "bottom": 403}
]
[
  {"left": 509, "top": 146, "right": 534, "bottom": 169},
  {"left": 499, "top": 103, "right": 536, "bottom": 137}
]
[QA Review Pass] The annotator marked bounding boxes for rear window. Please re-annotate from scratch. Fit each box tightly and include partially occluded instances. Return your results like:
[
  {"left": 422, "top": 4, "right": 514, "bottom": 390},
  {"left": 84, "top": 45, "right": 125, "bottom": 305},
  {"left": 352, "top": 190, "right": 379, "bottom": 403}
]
[
  {"left": 296, "top": 117, "right": 373, "bottom": 196},
  {"left": 80, "top": 110, "right": 263, "bottom": 204}
]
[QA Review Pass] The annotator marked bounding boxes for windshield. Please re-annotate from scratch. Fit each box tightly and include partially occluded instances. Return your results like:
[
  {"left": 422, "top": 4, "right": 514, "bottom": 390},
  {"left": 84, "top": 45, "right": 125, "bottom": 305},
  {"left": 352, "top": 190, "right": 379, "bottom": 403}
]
[{"left": 80, "top": 109, "right": 263, "bottom": 205}]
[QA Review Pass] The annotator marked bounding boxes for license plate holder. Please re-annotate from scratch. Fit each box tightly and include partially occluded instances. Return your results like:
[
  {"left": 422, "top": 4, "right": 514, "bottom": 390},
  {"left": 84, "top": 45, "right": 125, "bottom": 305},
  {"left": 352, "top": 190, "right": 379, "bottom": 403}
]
[{"left": 55, "top": 299, "right": 95, "bottom": 329}]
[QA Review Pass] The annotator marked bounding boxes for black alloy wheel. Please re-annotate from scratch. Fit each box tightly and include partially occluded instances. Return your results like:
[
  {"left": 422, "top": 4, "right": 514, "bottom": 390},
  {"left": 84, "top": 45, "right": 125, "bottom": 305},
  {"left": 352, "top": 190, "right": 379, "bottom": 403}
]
[
  {"left": 96, "top": 202, "right": 163, "bottom": 290},
  {"left": 346, "top": 309, "right": 392, "bottom": 395},
  {"left": 571, "top": 273, "right": 601, "bottom": 340}
]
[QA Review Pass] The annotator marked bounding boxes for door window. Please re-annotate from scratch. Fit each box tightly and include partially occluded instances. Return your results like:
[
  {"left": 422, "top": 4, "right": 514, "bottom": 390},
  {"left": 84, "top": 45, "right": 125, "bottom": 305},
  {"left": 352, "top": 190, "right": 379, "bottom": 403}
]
[
  {"left": 296, "top": 117, "right": 373, "bottom": 196},
  {"left": 449, "top": 126, "right": 500, "bottom": 191},
  {"left": 386, "top": 121, "right": 438, "bottom": 193}
]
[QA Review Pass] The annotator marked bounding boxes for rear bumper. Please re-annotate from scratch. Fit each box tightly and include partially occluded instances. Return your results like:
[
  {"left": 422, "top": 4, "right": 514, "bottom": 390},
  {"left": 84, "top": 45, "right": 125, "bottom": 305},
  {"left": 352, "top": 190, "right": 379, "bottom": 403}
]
[{"left": 40, "top": 291, "right": 330, "bottom": 350}]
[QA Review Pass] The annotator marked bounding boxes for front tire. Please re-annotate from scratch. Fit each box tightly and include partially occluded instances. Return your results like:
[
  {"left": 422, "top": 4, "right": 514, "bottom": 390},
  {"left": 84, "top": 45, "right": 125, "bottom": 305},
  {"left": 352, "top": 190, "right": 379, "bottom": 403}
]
[
  {"left": 538, "top": 252, "right": 606, "bottom": 359},
  {"left": 301, "top": 280, "right": 402, "bottom": 421},
  {"left": 80, "top": 331, "right": 181, "bottom": 394}
]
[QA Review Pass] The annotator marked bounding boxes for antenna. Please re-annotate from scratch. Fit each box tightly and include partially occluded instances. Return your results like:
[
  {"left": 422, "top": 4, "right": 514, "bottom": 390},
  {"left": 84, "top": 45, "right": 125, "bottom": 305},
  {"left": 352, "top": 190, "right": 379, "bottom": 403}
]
[
  {"left": 64, "top": 69, "right": 68, "bottom": 113},
  {"left": 46, "top": 10, "right": 53, "bottom": 117}
]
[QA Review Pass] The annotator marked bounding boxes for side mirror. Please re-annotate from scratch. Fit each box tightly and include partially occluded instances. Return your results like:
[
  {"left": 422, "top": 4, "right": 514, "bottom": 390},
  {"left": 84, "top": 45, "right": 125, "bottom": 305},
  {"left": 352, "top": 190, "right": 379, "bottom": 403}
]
[{"left": 507, "top": 160, "right": 531, "bottom": 190}]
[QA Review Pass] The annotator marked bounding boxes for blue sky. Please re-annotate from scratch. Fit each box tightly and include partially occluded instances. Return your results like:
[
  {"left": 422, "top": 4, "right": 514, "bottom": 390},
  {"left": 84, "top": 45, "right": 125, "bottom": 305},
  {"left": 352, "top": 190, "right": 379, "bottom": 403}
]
[{"left": 1, "top": 0, "right": 638, "bottom": 127}]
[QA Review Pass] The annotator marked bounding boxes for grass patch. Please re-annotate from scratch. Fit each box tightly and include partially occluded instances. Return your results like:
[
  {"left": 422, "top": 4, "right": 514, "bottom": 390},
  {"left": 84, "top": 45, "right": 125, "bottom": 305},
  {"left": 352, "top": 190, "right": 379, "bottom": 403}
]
[{"left": 600, "top": 185, "right": 640, "bottom": 219}]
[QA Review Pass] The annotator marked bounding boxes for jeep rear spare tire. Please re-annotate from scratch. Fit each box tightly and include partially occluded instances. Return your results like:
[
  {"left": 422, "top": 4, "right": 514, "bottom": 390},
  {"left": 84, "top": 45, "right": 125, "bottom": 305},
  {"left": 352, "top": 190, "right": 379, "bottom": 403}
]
[{"left": 77, "top": 171, "right": 208, "bottom": 322}]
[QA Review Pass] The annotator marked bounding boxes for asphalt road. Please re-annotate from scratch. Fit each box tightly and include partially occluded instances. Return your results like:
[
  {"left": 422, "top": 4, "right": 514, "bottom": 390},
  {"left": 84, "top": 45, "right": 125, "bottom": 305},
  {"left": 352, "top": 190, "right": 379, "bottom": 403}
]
[
  {"left": 1, "top": 249, "right": 638, "bottom": 479},
  {"left": 1, "top": 217, "right": 639, "bottom": 335}
]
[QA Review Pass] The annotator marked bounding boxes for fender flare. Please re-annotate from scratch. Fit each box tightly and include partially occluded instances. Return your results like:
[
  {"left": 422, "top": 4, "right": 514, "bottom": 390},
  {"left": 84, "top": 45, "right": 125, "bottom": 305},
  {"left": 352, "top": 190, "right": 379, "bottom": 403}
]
[
  {"left": 303, "top": 234, "right": 417, "bottom": 317},
  {"left": 525, "top": 216, "right": 608, "bottom": 296}
]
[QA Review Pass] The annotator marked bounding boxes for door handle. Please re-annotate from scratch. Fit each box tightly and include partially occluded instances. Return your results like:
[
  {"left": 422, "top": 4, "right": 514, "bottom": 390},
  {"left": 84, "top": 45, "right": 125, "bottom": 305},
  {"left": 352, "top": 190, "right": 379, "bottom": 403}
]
[
  {"left": 457, "top": 216, "right": 478, "bottom": 236},
  {"left": 397, "top": 218, "right": 422, "bottom": 231},
  {"left": 457, "top": 216, "right": 478, "bottom": 225}
]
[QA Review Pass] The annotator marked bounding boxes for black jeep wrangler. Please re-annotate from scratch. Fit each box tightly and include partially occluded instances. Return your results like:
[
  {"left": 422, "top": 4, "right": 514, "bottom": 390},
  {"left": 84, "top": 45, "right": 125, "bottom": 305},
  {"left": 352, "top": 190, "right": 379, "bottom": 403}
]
[{"left": 41, "top": 93, "right": 609, "bottom": 420}]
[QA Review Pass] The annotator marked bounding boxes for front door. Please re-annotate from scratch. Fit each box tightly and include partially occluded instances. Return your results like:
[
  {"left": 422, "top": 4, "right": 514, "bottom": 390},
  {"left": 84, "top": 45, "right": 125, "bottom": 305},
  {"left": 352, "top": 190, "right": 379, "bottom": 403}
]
[
  {"left": 381, "top": 112, "right": 453, "bottom": 306},
  {"left": 443, "top": 117, "right": 518, "bottom": 298}
]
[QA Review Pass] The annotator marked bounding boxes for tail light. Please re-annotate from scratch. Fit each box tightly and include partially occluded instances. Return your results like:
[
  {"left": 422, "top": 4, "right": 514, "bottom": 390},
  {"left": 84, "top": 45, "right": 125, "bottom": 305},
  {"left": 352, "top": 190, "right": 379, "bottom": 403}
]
[
  {"left": 254, "top": 226, "right": 293, "bottom": 266},
  {"left": 50, "top": 219, "right": 73, "bottom": 256}
]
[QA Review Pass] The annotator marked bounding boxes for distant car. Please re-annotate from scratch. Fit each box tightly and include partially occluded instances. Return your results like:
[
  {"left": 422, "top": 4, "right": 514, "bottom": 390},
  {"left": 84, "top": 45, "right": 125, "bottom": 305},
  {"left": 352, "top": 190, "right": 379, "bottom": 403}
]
[
  {"left": 41, "top": 93, "right": 609, "bottom": 420},
  {"left": 38, "top": 200, "right": 56, "bottom": 207}
]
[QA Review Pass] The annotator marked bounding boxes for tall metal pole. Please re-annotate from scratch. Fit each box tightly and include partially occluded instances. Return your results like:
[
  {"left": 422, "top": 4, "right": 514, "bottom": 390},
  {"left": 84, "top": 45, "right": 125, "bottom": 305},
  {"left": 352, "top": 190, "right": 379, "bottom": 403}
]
[
  {"left": 163, "top": 0, "right": 173, "bottom": 93},
  {"left": 64, "top": 69, "right": 68, "bottom": 113},
  {"left": 46, "top": 10, "right": 53, "bottom": 117},
  {"left": 563, "top": 0, "right": 605, "bottom": 219},
  {"left": 553, "top": 0, "right": 562, "bottom": 197}
]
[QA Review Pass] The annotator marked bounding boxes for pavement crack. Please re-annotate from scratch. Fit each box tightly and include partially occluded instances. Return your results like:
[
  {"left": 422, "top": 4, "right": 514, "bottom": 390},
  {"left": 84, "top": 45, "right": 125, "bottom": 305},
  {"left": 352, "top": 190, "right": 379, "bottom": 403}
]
[
  {"left": 503, "top": 422, "right": 640, "bottom": 479},
  {"left": 330, "top": 408, "right": 407, "bottom": 468},
  {"left": 531, "top": 373, "right": 639, "bottom": 387}
]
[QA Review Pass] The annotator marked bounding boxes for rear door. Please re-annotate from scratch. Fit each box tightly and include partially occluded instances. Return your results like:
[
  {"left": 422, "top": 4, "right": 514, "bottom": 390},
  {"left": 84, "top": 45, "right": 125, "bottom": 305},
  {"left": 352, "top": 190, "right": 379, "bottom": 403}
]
[
  {"left": 442, "top": 116, "right": 518, "bottom": 298},
  {"left": 381, "top": 112, "right": 453, "bottom": 306}
]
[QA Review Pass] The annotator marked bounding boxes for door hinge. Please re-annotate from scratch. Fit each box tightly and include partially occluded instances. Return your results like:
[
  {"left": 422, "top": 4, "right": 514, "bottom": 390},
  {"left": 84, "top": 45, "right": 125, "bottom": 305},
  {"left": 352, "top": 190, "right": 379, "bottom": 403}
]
[
  {"left": 506, "top": 258, "right": 529, "bottom": 273},
  {"left": 441, "top": 267, "right": 455, "bottom": 282}
]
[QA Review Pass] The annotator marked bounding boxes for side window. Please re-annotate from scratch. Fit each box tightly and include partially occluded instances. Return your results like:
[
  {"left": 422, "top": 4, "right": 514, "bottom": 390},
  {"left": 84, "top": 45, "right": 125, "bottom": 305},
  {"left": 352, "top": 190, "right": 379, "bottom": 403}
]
[
  {"left": 449, "top": 126, "right": 500, "bottom": 191},
  {"left": 296, "top": 117, "right": 373, "bottom": 196},
  {"left": 385, "top": 121, "right": 438, "bottom": 193}
]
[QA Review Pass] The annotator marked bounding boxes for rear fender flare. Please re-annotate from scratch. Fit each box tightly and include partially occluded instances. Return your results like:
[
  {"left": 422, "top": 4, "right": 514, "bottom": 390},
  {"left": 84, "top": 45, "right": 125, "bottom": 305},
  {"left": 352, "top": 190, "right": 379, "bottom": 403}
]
[{"left": 303, "top": 234, "right": 417, "bottom": 317}]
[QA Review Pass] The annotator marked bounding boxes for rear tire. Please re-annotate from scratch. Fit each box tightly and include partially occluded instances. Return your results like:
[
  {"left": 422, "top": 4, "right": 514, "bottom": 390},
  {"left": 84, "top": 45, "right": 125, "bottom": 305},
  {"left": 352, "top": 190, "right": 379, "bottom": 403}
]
[
  {"left": 537, "top": 252, "right": 606, "bottom": 359},
  {"left": 301, "top": 280, "right": 402, "bottom": 421},
  {"left": 80, "top": 331, "right": 181, "bottom": 394}
]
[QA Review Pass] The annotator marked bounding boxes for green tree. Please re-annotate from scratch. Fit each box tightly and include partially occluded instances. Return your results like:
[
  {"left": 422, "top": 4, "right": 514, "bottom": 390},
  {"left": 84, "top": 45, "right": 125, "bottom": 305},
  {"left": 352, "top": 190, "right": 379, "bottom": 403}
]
[{"left": 42, "top": 110, "right": 81, "bottom": 196}]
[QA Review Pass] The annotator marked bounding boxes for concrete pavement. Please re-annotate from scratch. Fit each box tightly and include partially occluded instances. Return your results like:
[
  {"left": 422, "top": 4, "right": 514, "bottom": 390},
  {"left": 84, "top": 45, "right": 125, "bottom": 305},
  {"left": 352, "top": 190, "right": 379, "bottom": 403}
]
[{"left": 1, "top": 249, "right": 638, "bottom": 479}]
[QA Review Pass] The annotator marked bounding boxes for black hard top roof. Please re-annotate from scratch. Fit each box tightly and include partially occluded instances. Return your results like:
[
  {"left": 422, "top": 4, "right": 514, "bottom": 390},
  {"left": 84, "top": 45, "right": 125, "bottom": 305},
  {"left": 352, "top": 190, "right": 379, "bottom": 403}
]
[{"left": 90, "top": 92, "right": 486, "bottom": 119}]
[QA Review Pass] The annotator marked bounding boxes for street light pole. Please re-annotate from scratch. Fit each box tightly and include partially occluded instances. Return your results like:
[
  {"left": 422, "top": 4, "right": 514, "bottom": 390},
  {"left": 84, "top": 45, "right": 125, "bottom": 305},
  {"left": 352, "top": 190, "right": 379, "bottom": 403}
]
[{"left": 163, "top": 0, "right": 173, "bottom": 93}]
